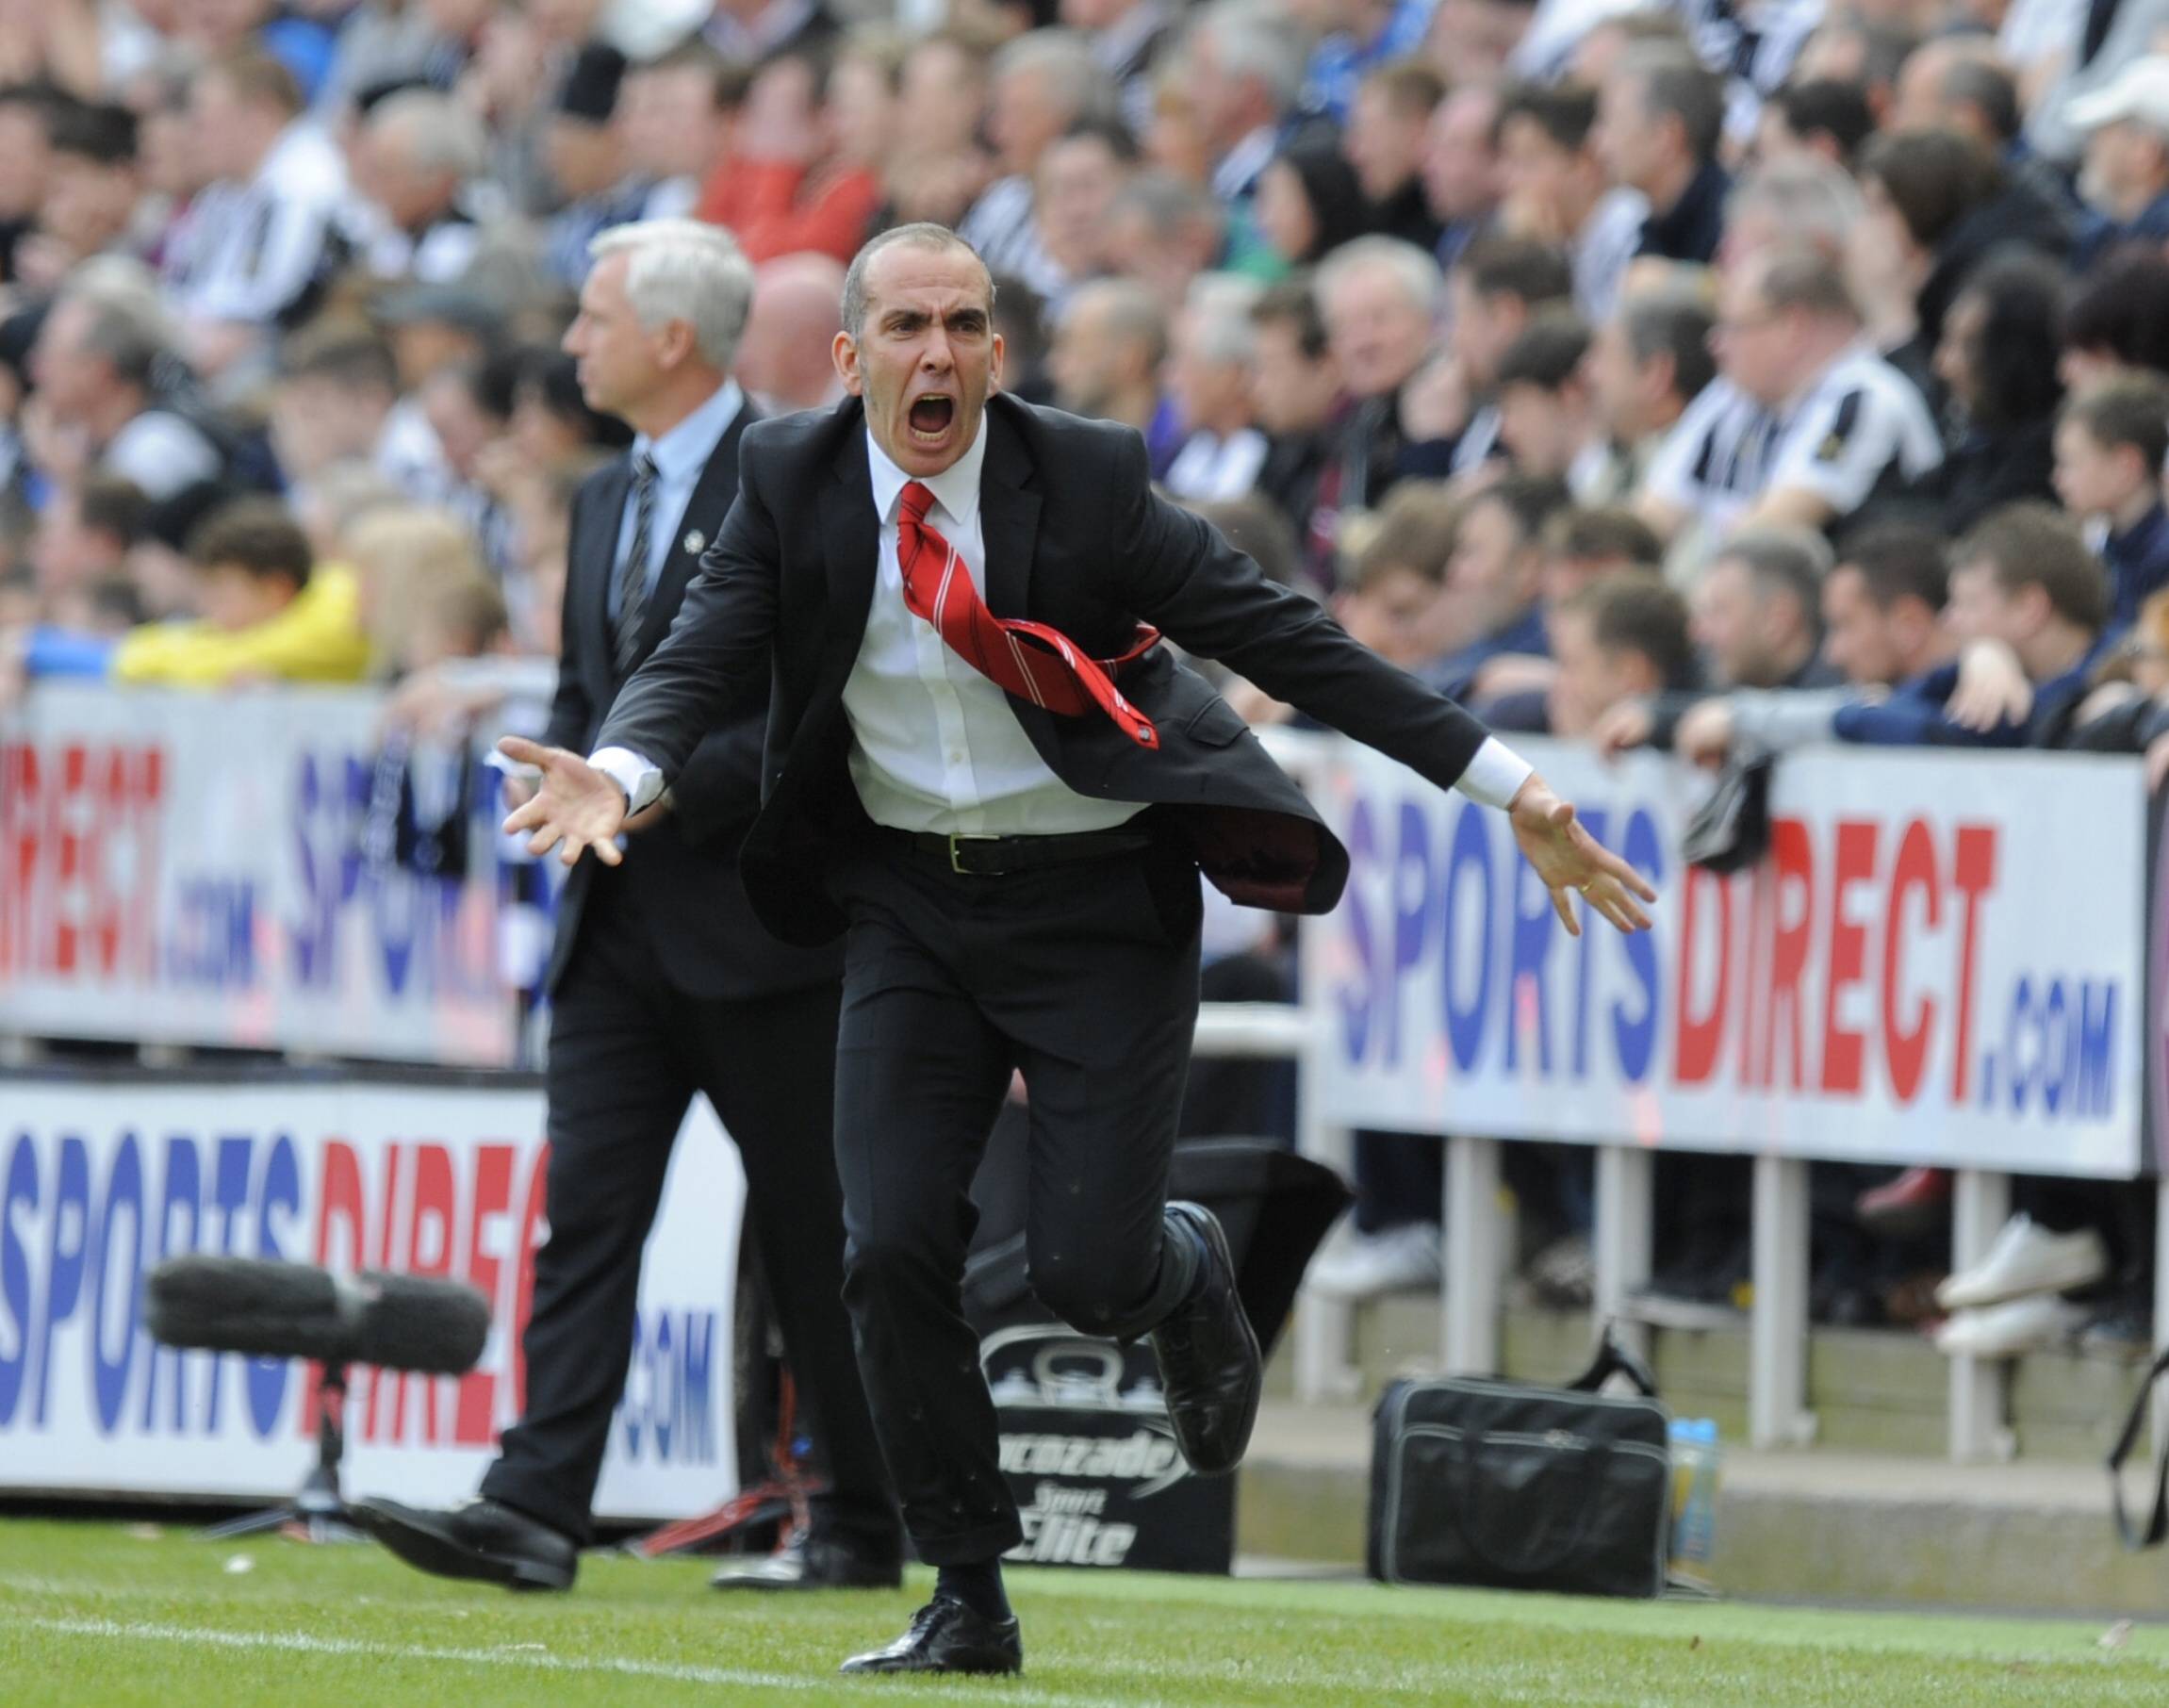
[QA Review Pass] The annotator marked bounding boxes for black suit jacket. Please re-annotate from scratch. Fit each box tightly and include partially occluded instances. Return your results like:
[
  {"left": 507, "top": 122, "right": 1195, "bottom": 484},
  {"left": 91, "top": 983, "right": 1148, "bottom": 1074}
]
[
  {"left": 542, "top": 399, "right": 840, "bottom": 996},
  {"left": 597, "top": 393, "right": 1497, "bottom": 947}
]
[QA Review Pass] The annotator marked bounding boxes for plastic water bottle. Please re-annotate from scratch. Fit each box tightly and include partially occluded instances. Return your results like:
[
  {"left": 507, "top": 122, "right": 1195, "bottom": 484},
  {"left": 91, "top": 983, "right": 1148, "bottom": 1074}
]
[{"left": 1668, "top": 1418, "right": 1722, "bottom": 1590}]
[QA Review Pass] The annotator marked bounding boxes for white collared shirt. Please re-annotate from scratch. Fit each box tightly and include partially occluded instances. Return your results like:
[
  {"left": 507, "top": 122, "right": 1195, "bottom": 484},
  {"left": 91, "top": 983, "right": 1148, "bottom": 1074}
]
[{"left": 843, "top": 417, "right": 1146, "bottom": 835}]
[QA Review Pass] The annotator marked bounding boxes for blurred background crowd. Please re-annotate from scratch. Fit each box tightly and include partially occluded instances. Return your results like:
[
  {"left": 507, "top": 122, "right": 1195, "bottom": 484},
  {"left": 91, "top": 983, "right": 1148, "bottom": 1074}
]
[{"left": 0, "top": 0, "right": 2164, "bottom": 1363}]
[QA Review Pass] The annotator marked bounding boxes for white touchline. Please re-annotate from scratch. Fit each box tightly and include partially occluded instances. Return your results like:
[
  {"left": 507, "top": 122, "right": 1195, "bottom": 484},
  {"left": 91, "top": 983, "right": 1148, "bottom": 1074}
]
[{"left": 18, "top": 1616, "right": 1165, "bottom": 1708}]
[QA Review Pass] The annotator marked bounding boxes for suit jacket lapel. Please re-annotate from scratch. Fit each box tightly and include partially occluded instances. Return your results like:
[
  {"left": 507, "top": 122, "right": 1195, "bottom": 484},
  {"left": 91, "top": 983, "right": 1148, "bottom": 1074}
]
[
  {"left": 636, "top": 402, "right": 754, "bottom": 658},
  {"left": 583, "top": 455, "right": 632, "bottom": 667},
  {"left": 979, "top": 402, "right": 1039, "bottom": 621},
  {"left": 817, "top": 406, "right": 879, "bottom": 697}
]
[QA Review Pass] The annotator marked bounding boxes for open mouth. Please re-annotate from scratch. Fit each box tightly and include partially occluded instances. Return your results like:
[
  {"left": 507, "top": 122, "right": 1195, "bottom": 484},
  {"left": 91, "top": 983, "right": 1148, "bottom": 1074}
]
[{"left": 908, "top": 394, "right": 956, "bottom": 443}]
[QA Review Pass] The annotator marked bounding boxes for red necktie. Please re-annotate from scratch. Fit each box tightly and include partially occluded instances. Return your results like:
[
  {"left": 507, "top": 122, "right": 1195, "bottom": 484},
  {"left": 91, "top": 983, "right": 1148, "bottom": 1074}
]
[{"left": 896, "top": 479, "right": 1160, "bottom": 749}]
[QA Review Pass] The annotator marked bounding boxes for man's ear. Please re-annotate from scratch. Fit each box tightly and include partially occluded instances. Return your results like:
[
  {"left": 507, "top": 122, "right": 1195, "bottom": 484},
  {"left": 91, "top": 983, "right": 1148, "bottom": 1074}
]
[
  {"left": 833, "top": 330, "right": 863, "bottom": 396},
  {"left": 988, "top": 330, "right": 1006, "bottom": 395}
]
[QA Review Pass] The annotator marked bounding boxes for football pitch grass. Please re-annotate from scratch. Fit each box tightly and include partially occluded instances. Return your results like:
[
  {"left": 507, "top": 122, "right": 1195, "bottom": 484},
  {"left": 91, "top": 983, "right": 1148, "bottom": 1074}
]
[{"left": 4, "top": 1519, "right": 2166, "bottom": 1707}]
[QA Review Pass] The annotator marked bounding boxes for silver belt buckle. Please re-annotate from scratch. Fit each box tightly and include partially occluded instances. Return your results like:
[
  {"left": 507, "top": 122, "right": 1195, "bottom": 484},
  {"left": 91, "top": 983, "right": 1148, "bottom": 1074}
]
[{"left": 948, "top": 832, "right": 999, "bottom": 874}]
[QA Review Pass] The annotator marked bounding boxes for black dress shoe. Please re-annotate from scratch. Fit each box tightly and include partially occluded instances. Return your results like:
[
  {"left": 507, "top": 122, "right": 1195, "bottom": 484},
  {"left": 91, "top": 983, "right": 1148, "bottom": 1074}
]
[
  {"left": 1149, "top": 1200, "right": 1261, "bottom": 1476},
  {"left": 709, "top": 1534, "right": 903, "bottom": 1591},
  {"left": 352, "top": 1497, "right": 577, "bottom": 1591},
  {"left": 838, "top": 1595, "right": 1023, "bottom": 1675}
]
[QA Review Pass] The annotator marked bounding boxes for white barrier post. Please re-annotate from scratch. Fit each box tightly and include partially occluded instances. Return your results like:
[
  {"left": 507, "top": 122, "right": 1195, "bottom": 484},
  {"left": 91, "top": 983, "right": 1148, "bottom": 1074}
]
[
  {"left": 1592, "top": 1143, "right": 1653, "bottom": 1358},
  {"left": 1443, "top": 1134, "right": 1503, "bottom": 1374},
  {"left": 1749, "top": 1154, "right": 1816, "bottom": 1448},
  {"left": 1947, "top": 1168, "right": 2013, "bottom": 1462}
]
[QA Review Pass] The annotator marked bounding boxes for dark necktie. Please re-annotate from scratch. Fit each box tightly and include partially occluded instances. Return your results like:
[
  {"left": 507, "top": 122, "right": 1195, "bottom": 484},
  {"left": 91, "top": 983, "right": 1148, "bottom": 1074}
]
[
  {"left": 614, "top": 452, "right": 660, "bottom": 675},
  {"left": 895, "top": 480, "right": 1160, "bottom": 748}
]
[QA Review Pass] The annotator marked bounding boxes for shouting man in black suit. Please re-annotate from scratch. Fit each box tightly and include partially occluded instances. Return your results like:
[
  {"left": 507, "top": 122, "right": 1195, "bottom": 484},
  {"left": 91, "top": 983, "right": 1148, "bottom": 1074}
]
[
  {"left": 356, "top": 220, "right": 898, "bottom": 1593},
  {"left": 502, "top": 223, "right": 1655, "bottom": 1674}
]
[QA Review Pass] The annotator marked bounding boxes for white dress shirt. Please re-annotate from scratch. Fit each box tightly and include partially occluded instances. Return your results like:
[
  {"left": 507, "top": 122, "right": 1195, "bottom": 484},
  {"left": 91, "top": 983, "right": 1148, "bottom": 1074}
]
[{"left": 591, "top": 414, "right": 1536, "bottom": 820}]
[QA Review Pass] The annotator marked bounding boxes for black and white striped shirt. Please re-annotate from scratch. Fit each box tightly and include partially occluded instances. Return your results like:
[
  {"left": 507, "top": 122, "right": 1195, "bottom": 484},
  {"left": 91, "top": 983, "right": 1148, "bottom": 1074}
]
[{"left": 1645, "top": 343, "right": 1944, "bottom": 537}]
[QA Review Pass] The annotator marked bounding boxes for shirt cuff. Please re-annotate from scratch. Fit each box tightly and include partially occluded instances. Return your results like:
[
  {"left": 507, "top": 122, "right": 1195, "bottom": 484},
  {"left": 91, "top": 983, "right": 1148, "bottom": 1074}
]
[
  {"left": 1453, "top": 736, "right": 1535, "bottom": 810},
  {"left": 588, "top": 747, "right": 665, "bottom": 814}
]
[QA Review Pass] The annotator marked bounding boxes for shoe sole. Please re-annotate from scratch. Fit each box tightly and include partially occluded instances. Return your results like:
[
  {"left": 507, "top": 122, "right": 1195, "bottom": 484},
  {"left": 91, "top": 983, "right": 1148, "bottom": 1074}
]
[
  {"left": 1936, "top": 1249, "right": 2108, "bottom": 1312},
  {"left": 351, "top": 1502, "right": 574, "bottom": 1592},
  {"left": 1171, "top": 1202, "right": 1262, "bottom": 1478},
  {"left": 712, "top": 1569, "right": 903, "bottom": 1592},
  {"left": 838, "top": 1653, "right": 1023, "bottom": 1675}
]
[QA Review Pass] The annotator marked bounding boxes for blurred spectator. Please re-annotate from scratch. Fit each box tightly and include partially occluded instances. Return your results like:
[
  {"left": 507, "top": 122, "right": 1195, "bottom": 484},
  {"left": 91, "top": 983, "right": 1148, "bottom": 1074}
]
[
  {"left": 1542, "top": 569, "right": 1696, "bottom": 736},
  {"left": 1596, "top": 45, "right": 1730, "bottom": 266},
  {"left": 28, "top": 273, "right": 226, "bottom": 500},
  {"left": 32, "top": 471, "right": 147, "bottom": 627},
  {"left": 2069, "top": 55, "right": 2169, "bottom": 263},
  {"left": 23, "top": 100, "right": 147, "bottom": 287},
  {"left": 1581, "top": 282, "right": 1715, "bottom": 513},
  {"left": 736, "top": 253, "right": 848, "bottom": 414},
  {"left": 0, "top": 87, "right": 55, "bottom": 283},
  {"left": 1427, "top": 0, "right": 1537, "bottom": 88},
  {"left": 351, "top": 89, "right": 487, "bottom": 284},
  {"left": 1427, "top": 472, "right": 1567, "bottom": 698},
  {"left": 1032, "top": 117, "right": 1140, "bottom": 302},
  {"left": 271, "top": 324, "right": 444, "bottom": 502},
  {"left": 1691, "top": 525, "right": 1836, "bottom": 691},
  {"left": 887, "top": 29, "right": 995, "bottom": 228},
  {"left": 502, "top": 345, "right": 633, "bottom": 470},
  {"left": 342, "top": 500, "right": 491, "bottom": 672},
  {"left": 2059, "top": 246, "right": 2169, "bottom": 392},
  {"left": 164, "top": 49, "right": 350, "bottom": 380},
  {"left": 1756, "top": 79, "right": 1878, "bottom": 172},
  {"left": 1493, "top": 308, "right": 1601, "bottom": 490},
  {"left": 622, "top": 43, "right": 744, "bottom": 224},
  {"left": 1248, "top": 276, "right": 1344, "bottom": 565},
  {"left": 1641, "top": 245, "right": 1943, "bottom": 550},
  {"left": 1184, "top": 0, "right": 1306, "bottom": 211},
  {"left": 376, "top": 278, "right": 501, "bottom": 395},
  {"left": 1332, "top": 478, "right": 1460, "bottom": 671},
  {"left": 1421, "top": 81, "right": 1502, "bottom": 273},
  {"left": 1343, "top": 58, "right": 1443, "bottom": 251},
  {"left": 1256, "top": 133, "right": 1370, "bottom": 269},
  {"left": 960, "top": 29, "right": 1116, "bottom": 294},
  {"left": 1048, "top": 274, "right": 1168, "bottom": 437},
  {"left": 1494, "top": 81, "right": 1643, "bottom": 321},
  {"left": 110, "top": 495, "right": 369, "bottom": 684},
  {"left": 1926, "top": 251, "right": 2065, "bottom": 533},
  {"left": 1316, "top": 234, "right": 1452, "bottom": 509},
  {"left": 2053, "top": 372, "right": 2169, "bottom": 630},
  {"left": 1441, "top": 232, "right": 1576, "bottom": 476},
  {"left": 1792, "top": 20, "right": 1917, "bottom": 125},
  {"left": 1103, "top": 169, "right": 1225, "bottom": 309},
  {"left": 541, "top": 42, "right": 644, "bottom": 288},
  {"left": 1539, "top": 502, "right": 1662, "bottom": 602},
  {"left": 1851, "top": 127, "right": 2070, "bottom": 394},
  {"left": 1164, "top": 271, "right": 1267, "bottom": 501}
]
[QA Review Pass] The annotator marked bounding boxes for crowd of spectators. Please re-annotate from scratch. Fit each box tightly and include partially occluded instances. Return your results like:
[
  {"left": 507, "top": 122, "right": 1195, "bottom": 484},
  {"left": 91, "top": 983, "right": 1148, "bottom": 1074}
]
[{"left": 0, "top": 0, "right": 2165, "bottom": 1361}]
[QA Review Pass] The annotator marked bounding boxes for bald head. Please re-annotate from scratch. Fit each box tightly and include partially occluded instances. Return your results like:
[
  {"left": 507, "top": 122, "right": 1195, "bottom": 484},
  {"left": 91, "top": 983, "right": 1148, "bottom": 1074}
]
[{"left": 738, "top": 252, "right": 849, "bottom": 413}]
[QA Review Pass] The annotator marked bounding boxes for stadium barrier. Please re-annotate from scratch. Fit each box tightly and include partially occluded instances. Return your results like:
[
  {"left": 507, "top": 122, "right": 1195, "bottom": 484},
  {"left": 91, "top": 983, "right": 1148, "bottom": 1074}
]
[
  {"left": 1290, "top": 731, "right": 2169, "bottom": 1461},
  {"left": 3, "top": 690, "right": 2165, "bottom": 1468}
]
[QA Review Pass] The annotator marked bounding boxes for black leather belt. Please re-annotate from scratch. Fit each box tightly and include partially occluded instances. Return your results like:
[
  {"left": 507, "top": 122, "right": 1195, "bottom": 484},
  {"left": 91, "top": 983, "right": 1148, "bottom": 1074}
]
[{"left": 889, "top": 826, "right": 1157, "bottom": 877}]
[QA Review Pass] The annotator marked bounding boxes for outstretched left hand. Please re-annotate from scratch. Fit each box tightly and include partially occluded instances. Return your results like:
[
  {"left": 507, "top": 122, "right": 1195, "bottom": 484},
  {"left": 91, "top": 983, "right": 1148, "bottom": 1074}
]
[{"left": 1508, "top": 771, "right": 1658, "bottom": 937}]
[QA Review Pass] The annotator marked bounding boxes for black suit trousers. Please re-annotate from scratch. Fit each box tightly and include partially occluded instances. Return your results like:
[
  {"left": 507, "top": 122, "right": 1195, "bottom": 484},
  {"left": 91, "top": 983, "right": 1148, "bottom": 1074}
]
[
  {"left": 483, "top": 869, "right": 895, "bottom": 1552},
  {"left": 826, "top": 835, "right": 1203, "bottom": 1564}
]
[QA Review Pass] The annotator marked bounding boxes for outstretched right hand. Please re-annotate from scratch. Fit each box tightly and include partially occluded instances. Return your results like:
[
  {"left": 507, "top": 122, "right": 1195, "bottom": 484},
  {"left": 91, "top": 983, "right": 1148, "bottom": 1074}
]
[{"left": 498, "top": 736, "right": 628, "bottom": 867}]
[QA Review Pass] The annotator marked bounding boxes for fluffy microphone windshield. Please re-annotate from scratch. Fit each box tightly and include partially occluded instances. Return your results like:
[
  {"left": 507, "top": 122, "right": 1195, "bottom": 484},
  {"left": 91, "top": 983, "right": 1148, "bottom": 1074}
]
[{"left": 145, "top": 1257, "right": 490, "bottom": 1374}]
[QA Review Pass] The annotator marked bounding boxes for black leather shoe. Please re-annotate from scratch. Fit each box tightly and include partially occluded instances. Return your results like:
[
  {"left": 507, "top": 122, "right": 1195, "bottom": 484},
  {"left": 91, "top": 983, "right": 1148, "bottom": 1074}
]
[
  {"left": 1149, "top": 1201, "right": 1261, "bottom": 1476},
  {"left": 838, "top": 1595, "right": 1023, "bottom": 1675},
  {"left": 710, "top": 1533, "right": 903, "bottom": 1591},
  {"left": 352, "top": 1497, "right": 577, "bottom": 1591}
]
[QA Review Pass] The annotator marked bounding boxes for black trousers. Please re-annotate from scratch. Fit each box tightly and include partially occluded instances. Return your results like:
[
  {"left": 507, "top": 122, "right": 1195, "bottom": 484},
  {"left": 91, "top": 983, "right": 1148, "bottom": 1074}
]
[
  {"left": 827, "top": 835, "right": 1204, "bottom": 1564},
  {"left": 483, "top": 874, "right": 896, "bottom": 1552}
]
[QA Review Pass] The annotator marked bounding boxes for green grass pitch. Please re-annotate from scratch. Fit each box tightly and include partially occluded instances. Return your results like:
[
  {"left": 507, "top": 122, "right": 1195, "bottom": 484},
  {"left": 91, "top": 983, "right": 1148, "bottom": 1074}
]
[{"left": 3, "top": 1517, "right": 2165, "bottom": 1706}]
